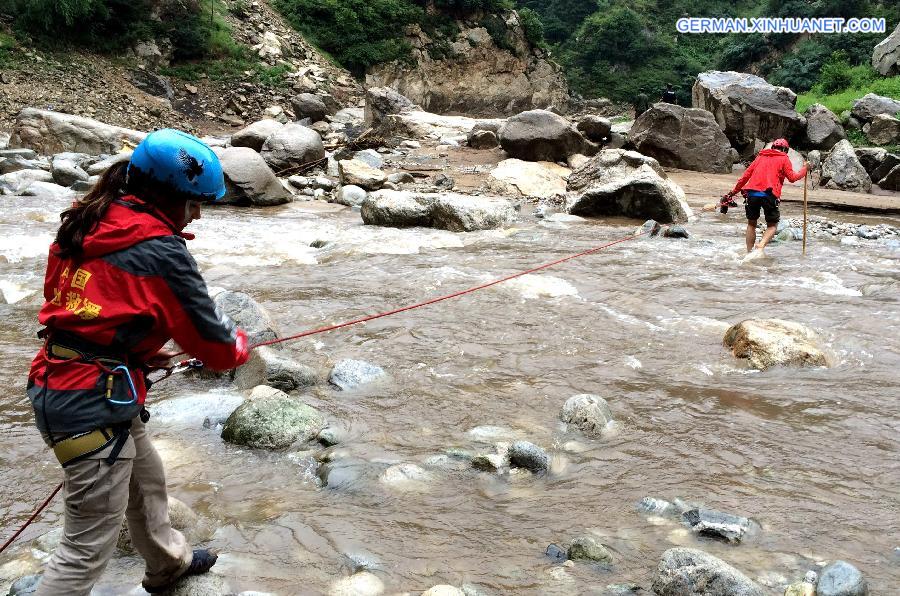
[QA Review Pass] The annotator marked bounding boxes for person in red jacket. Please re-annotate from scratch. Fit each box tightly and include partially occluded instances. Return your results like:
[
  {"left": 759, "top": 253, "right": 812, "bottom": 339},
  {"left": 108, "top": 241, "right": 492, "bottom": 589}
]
[
  {"left": 28, "top": 130, "right": 250, "bottom": 595},
  {"left": 726, "top": 138, "right": 808, "bottom": 253}
]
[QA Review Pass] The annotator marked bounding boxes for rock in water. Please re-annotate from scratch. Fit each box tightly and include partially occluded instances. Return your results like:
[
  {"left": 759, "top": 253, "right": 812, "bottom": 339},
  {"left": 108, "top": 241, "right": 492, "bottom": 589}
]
[
  {"left": 329, "top": 571, "right": 385, "bottom": 596},
  {"left": 723, "top": 319, "right": 827, "bottom": 370},
  {"left": 682, "top": 508, "right": 755, "bottom": 544},
  {"left": 218, "top": 147, "right": 292, "bottom": 206},
  {"left": 692, "top": 71, "right": 804, "bottom": 154},
  {"left": 872, "top": 22, "right": 900, "bottom": 76},
  {"left": 567, "top": 536, "right": 613, "bottom": 563},
  {"left": 119, "top": 496, "right": 211, "bottom": 551},
  {"left": 499, "top": 110, "right": 591, "bottom": 162},
  {"left": 234, "top": 346, "right": 318, "bottom": 392},
  {"left": 339, "top": 159, "right": 386, "bottom": 191},
  {"left": 560, "top": 394, "right": 613, "bottom": 437},
  {"left": 652, "top": 548, "right": 764, "bottom": 596},
  {"left": 260, "top": 123, "right": 325, "bottom": 172},
  {"left": 803, "top": 104, "right": 847, "bottom": 150},
  {"left": 629, "top": 103, "right": 733, "bottom": 173},
  {"left": 638, "top": 497, "right": 676, "bottom": 517},
  {"left": 221, "top": 385, "right": 326, "bottom": 450},
  {"left": 231, "top": 119, "right": 284, "bottom": 152},
  {"left": 488, "top": 159, "right": 568, "bottom": 199},
  {"left": 817, "top": 561, "right": 868, "bottom": 596},
  {"left": 335, "top": 185, "right": 368, "bottom": 207},
  {"left": 11, "top": 108, "right": 146, "bottom": 155},
  {"left": 212, "top": 290, "right": 280, "bottom": 346},
  {"left": 508, "top": 440, "right": 549, "bottom": 473},
  {"left": 329, "top": 359, "right": 386, "bottom": 390},
  {"left": 664, "top": 225, "right": 690, "bottom": 239},
  {"left": 8, "top": 575, "right": 41, "bottom": 595},
  {"left": 422, "top": 586, "right": 465, "bottom": 596},
  {"left": 50, "top": 153, "right": 90, "bottom": 187},
  {"left": 361, "top": 191, "right": 516, "bottom": 232},
  {"left": 162, "top": 573, "right": 228, "bottom": 596},
  {"left": 565, "top": 150, "right": 691, "bottom": 223}
]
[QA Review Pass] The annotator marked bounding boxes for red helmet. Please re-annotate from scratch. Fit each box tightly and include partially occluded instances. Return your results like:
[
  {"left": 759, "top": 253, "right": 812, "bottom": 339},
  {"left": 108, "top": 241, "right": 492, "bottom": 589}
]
[{"left": 772, "top": 138, "right": 790, "bottom": 150}]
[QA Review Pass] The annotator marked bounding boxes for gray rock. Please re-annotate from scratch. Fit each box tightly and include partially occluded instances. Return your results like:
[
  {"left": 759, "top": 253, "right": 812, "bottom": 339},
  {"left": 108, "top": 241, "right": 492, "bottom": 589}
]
[
  {"left": 339, "top": 159, "right": 386, "bottom": 191},
  {"left": 0, "top": 148, "right": 37, "bottom": 160},
  {"left": 0, "top": 169, "right": 54, "bottom": 195},
  {"left": 335, "top": 185, "right": 368, "bottom": 207},
  {"left": 119, "top": 496, "right": 210, "bottom": 552},
  {"left": 361, "top": 190, "right": 432, "bottom": 227},
  {"left": 560, "top": 394, "right": 613, "bottom": 437},
  {"left": 664, "top": 225, "right": 690, "bottom": 239},
  {"left": 817, "top": 561, "right": 868, "bottom": 596},
  {"left": 329, "top": 359, "right": 386, "bottom": 390},
  {"left": 260, "top": 123, "right": 325, "bottom": 173},
  {"left": 877, "top": 163, "right": 900, "bottom": 191},
  {"left": 866, "top": 113, "right": 900, "bottom": 145},
  {"left": 8, "top": 575, "right": 41, "bottom": 595},
  {"left": 212, "top": 290, "right": 279, "bottom": 346},
  {"left": 471, "top": 453, "right": 505, "bottom": 472},
  {"left": 234, "top": 345, "right": 318, "bottom": 392},
  {"left": 821, "top": 140, "right": 872, "bottom": 193},
  {"left": 873, "top": 22, "right": 900, "bottom": 76},
  {"left": 854, "top": 147, "right": 887, "bottom": 178},
  {"left": 468, "top": 129, "right": 499, "bottom": 149},
  {"left": 160, "top": 573, "right": 228, "bottom": 596},
  {"left": 652, "top": 548, "right": 764, "bottom": 596},
  {"left": 10, "top": 108, "right": 145, "bottom": 155},
  {"left": 218, "top": 146, "right": 291, "bottom": 206},
  {"left": 546, "top": 544, "right": 567, "bottom": 561},
  {"left": 291, "top": 93, "right": 327, "bottom": 122},
  {"left": 508, "top": 440, "right": 549, "bottom": 473},
  {"left": 231, "top": 119, "right": 284, "bottom": 152},
  {"left": 362, "top": 191, "right": 515, "bottom": 232},
  {"left": 0, "top": 131, "right": 9, "bottom": 150},
  {"left": 432, "top": 173, "right": 454, "bottom": 190},
  {"left": 723, "top": 319, "right": 827, "bottom": 370},
  {"left": 638, "top": 496, "right": 677, "bottom": 517},
  {"left": 499, "top": 109, "right": 590, "bottom": 162},
  {"left": 636, "top": 219, "right": 662, "bottom": 237},
  {"left": 221, "top": 385, "right": 326, "bottom": 450},
  {"left": 605, "top": 131, "right": 626, "bottom": 149},
  {"left": 86, "top": 151, "right": 131, "bottom": 176},
  {"left": 872, "top": 152, "right": 900, "bottom": 183},
  {"left": 692, "top": 71, "right": 804, "bottom": 153},
  {"left": 577, "top": 116, "right": 612, "bottom": 142},
  {"left": 128, "top": 69, "right": 174, "bottom": 101},
  {"left": 567, "top": 536, "right": 613, "bottom": 563},
  {"left": 353, "top": 149, "right": 383, "bottom": 169},
  {"left": 50, "top": 154, "right": 90, "bottom": 187},
  {"left": 803, "top": 103, "right": 847, "bottom": 150},
  {"left": 565, "top": 150, "right": 691, "bottom": 223},
  {"left": 599, "top": 584, "right": 642, "bottom": 595},
  {"left": 682, "top": 508, "right": 755, "bottom": 544},
  {"left": 630, "top": 104, "right": 733, "bottom": 173},
  {"left": 851, "top": 93, "right": 900, "bottom": 123},
  {"left": 364, "top": 86, "right": 416, "bottom": 127},
  {"left": 386, "top": 172, "right": 415, "bottom": 185},
  {"left": 0, "top": 156, "right": 45, "bottom": 175}
]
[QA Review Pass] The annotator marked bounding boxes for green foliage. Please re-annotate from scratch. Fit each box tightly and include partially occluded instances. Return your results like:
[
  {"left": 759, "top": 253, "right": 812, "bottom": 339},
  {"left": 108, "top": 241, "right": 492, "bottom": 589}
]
[
  {"left": 429, "top": 0, "right": 513, "bottom": 11},
  {"left": 480, "top": 14, "right": 516, "bottom": 54},
  {"left": 516, "top": 0, "right": 597, "bottom": 45},
  {"left": 274, "top": 0, "right": 421, "bottom": 76},
  {"left": 797, "top": 73, "right": 900, "bottom": 115},
  {"left": 517, "top": 7, "right": 545, "bottom": 49}
]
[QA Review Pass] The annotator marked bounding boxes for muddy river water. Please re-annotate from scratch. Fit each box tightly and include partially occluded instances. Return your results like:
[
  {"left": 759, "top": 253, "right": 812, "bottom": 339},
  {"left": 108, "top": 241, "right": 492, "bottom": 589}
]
[{"left": 1, "top": 191, "right": 898, "bottom": 594}]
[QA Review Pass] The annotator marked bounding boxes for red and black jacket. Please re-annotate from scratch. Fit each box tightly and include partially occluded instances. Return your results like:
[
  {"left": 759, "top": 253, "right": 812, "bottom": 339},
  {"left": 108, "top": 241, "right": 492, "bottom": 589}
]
[{"left": 28, "top": 196, "right": 249, "bottom": 435}]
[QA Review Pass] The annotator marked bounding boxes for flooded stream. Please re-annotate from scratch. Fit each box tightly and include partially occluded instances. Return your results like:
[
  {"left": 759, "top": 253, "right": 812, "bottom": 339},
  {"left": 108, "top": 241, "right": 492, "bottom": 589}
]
[{"left": 1, "top": 192, "right": 899, "bottom": 594}]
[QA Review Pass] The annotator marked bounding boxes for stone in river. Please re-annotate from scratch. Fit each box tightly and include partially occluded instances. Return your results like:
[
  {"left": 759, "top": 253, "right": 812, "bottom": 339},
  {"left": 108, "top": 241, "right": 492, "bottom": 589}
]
[
  {"left": 508, "top": 440, "right": 549, "bottom": 473},
  {"left": 817, "top": 560, "right": 868, "bottom": 596},
  {"left": 682, "top": 507, "right": 756, "bottom": 544}
]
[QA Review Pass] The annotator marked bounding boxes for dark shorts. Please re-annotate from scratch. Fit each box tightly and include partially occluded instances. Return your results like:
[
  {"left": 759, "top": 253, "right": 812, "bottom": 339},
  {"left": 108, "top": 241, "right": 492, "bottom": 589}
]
[{"left": 744, "top": 193, "right": 780, "bottom": 223}]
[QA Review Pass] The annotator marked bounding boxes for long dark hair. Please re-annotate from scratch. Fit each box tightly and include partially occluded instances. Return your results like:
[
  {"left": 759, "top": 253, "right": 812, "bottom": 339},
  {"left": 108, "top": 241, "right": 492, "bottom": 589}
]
[{"left": 54, "top": 160, "right": 128, "bottom": 259}]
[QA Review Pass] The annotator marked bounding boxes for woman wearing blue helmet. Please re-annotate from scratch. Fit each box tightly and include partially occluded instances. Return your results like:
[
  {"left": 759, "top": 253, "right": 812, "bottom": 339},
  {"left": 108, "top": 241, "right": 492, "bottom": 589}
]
[{"left": 28, "top": 129, "right": 249, "bottom": 594}]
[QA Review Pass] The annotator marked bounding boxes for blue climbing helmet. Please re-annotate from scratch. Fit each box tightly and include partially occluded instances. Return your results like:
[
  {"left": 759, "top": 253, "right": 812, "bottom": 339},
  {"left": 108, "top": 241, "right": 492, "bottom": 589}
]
[{"left": 127, "top": 129, "right": 226, "bottom": 201}]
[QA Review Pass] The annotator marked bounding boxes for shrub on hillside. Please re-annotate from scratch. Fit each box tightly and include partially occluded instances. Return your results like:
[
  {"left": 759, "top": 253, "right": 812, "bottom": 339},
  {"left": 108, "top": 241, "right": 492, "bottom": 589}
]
[{"left": 518, "top": 7, "right": 545, "bottom": 49}]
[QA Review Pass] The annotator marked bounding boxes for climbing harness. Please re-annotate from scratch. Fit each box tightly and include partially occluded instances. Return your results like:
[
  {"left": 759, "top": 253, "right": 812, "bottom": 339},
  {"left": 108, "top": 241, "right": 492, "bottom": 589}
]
[{"left": 2, "top": 228, "right": 649, "bottom": 554}]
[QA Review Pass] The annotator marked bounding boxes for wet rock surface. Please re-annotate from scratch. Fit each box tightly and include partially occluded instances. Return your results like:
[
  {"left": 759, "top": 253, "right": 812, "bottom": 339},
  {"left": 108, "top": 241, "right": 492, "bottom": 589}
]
[
  {"left": 508, "top": 440, "right": 549, "bottom": 473},
  {"left": 652, "top": 548, "right": 764, "bottom": 596},
  {"left": 817, "top": 561, "right": 868, "bottom": 596},
  {"left": 560, "top": 394, "right": 613, "bottom": 437},
  {"left": 329, "top": 359, "right": 386, "bottom": 391},
  {"left": 630, "top": 103, "right": 733, "bottom": 173},
  {"left": 221, "top": 385, "right": 326, "bottom": 450},
  {"left": 724, "top": 319, "right": 827, "bottom": 370}
]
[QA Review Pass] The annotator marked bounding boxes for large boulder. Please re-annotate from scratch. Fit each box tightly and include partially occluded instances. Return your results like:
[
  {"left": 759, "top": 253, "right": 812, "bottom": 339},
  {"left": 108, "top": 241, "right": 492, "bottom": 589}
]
[
  {"left": 50, "top": 153, "right": 91, "bottom": 187},
  {"left": 820, "top": 140, "right": 872, "bottom": 193},
  {"left": 817, "top": 560, "right": 868, "bottom": 596},
  {"left": 291, "top": 93, "right": 327, "bottom": 122},
  {"left": 691, "top": 71, "right": 804, "bottom": 154},
  {"left": 850, "top": 93, "right": 900, "bottom": 123},
  {"left": 565, "top": 150, "right": 691, "bottom": 223},
  {"left": 877, "top": 163, "right": 900, "bottom": 191},
  {"left": 723, "top": 319, "right": 827, "bottom": 370},
  {"left": 487, "top": 159, "right": 568, "bottom": 198},
  {"left": 221, "top": 385, "right": 326, "bottom": 450},
  {"left": 803, "top": 103, "right": 847, "bottom": 150},
  {"left": 361, "top": 190, "right": 516, "bottom": 232},
  {"left": 364, "top": 86, "right": 417, "bottom": 127},
  {"left": 10, "top": 108, "right": 145, "bottom": 155},
  {"left": 212, "top": 289, "right": 280, "bottom": 346},
  {"left": 379, "top": 111, "right": 503, "bottom": 141},
  {"left": 652, "top": 548, "right": 764, "bottom": 596},
  {"left": 854, "top": 147, "right": 887, "bottom": 178},
  {"left": 338, "top": 159, "right": 386, "bottom": 191},
  {"left": 498, "top": 110, "right": 591, "bottom": 162},
  {"left": 873, "top": 22, "right": 900, "bottom": 76},
  {"left": 629, "top": 103, "right": 733, "bottom": 173},
  {"left": 865, "top": 113, "right": 900, "bottom": 146},
  {"left": 576, "top": 116, "right": 612, "bottom": 142},
  {"left": 871, "top": 152, "right": 900, "bottom": 184},
  {"left": 260, "top": 123, "right": 326, "bottom": 173},
  {"left": 234, "top": 346, "right": 318, "bottom": 392},
  {"left": 230, "top": 119, "right": 284, "bottom": 152},
  {"left": 218, "top": 147, "right": 291, "bottom": 206}
]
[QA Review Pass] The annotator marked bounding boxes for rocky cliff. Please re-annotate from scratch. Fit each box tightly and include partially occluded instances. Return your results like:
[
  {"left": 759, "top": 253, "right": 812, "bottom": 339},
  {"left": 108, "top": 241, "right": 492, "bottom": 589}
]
[{"left": 366, "top": 10, "right": 570, "bottom": 117}]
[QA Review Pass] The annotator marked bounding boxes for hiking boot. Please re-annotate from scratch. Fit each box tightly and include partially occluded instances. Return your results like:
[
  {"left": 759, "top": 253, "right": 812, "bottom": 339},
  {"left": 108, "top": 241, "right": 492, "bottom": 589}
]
[{"left": 143, "top": 549, "right": 218, "bottom": 593}]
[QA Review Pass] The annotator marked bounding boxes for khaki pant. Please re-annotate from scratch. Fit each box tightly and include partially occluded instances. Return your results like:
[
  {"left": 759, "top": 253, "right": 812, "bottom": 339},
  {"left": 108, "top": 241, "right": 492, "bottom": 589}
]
[{"left": 36, "top": 420, "right": 192, "bottom": 596}]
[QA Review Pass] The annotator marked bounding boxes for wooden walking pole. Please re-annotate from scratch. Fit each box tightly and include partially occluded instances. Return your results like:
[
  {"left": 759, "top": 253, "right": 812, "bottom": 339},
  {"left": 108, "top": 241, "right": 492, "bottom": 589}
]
[{"left": 802, "top": 169, "right": 808, "bottom": 257}]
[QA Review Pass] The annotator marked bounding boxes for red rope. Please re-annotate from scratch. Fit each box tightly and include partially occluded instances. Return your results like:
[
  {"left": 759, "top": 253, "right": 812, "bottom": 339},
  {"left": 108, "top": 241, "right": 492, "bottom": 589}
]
[
  {"left": 250, "top": 229, "right": 647, "bottom": 350},
  {"left": 0, "top": 482, "right": 62, "bottom": 555}
]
